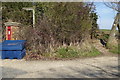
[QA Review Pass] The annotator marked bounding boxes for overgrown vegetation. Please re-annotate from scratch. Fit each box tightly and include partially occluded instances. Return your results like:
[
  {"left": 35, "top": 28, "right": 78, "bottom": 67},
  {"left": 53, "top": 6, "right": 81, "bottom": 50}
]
[
  {"left": 25, "top": 46, "right": 101, "bottom": 60},
  {"left": 100, "top": 32, "right": 109, "bottom": 42},
  {"left": 43, "top": 46, "right": 101, "bottom": 58},
  {"left": 2, "top": 2, "right": 102, "bottom": 59},
  {"left": 109, "top": 44, "right": 120, "bottom": 54}
]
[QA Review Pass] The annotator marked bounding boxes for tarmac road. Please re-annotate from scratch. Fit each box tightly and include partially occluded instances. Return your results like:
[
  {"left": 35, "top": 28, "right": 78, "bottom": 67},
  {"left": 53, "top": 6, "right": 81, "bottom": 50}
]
[{"left": 0, "top": 56, "right": 119, "bottom": 78}]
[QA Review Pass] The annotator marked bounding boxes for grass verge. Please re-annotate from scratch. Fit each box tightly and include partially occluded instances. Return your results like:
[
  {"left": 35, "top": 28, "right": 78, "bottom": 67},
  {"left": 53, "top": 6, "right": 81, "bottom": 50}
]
[
  {"left": 25, "top": 46, "right": 101, "bottom": 60},
  {"left": 43, "top": 46, "right": 101, "bottom": 59},
  {"left": 109, "top": 45, "right": 120, "bottom": 54}
]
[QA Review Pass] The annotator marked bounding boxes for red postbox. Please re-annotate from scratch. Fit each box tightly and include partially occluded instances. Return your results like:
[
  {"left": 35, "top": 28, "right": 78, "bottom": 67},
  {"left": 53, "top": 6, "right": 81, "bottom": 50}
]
[
  {"left": 4, "top": 20, "right": 20, "bottom": 40},
  {"left": 7, "top": 26, "right": 11, "bottom": 40}
]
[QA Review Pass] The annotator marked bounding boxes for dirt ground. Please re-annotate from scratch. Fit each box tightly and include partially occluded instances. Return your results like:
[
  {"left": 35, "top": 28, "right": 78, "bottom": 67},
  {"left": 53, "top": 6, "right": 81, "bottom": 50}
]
[{"left": 0, "top": 55, "right": 119, "bottom": 78}]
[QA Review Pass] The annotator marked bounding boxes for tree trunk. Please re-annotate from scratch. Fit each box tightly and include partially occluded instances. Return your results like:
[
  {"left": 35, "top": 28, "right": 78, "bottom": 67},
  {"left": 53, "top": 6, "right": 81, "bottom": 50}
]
[
  {"left": 80, "top": 33, "right": 93, "bottom": 51},
  {"left": 118, "top": 13, "right": 120, "bottom": 54},
  {"left": 106, "top": 13, "right": 119, "bottom": 48},
  {"left": 117, "top": 13, "right": 120, "bottom": 33}
]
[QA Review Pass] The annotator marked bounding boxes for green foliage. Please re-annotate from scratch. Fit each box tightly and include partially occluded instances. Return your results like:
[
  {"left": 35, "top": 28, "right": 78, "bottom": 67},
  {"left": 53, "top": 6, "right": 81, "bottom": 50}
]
[
  {"left": 100, "top": 29, "right": 111, "bottom": 32},
  {"left": 100, "top": 33, "right": 109, "bottom": 42},
  {"left": 42, "top": 2, "right": 96, "bottom": 44},
  {"left": 90, "top": 12, "right": 99, "bottom": 39},
  {"left": 3, "top": 2, "right": 100, "bottom": 59},
  {"left": 79, "top": 47, "right": 101, "bottom": 57},
  {"left": 104, "top": 34, "right": 109, "bottom": 39},
  {"left": 55, "top": 47, "right": 79, "bottom": 58},
  {"left": 109, "top": 45, "right": 120, "bottom": 54},
  {"left": 2, "top": 2, "right": 33, "bottom": 25},
  {"left": 53, "top": 46, "right": 101, "bottom": 58}
]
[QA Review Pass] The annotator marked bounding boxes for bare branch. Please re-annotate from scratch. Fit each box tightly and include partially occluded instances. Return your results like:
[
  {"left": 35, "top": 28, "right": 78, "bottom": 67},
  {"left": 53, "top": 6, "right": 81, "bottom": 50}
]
[{"left": 104, "top": 2, "right": 120, "bottom": 12}]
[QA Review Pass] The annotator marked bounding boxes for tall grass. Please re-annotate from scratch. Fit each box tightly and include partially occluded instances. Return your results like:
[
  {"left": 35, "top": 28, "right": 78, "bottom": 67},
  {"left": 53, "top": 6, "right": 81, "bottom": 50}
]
[
  {"left": 42, "top": 46, "right": 101, "bottom": 59},
  {"left": 109, "top": 45, "right": 120, "bottom": 54}
]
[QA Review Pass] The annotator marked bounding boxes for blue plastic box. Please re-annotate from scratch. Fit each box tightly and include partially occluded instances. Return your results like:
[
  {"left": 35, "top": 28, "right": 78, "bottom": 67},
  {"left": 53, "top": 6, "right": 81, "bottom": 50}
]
[
  {"left": 1, "top": 49, "right": 26, "bottom": 59},
  {"left": 1, "top": 40, "right": 26, "bottom": 50},
  {"left": 0, "top": 40, "right": 26, "bottom": 59}
]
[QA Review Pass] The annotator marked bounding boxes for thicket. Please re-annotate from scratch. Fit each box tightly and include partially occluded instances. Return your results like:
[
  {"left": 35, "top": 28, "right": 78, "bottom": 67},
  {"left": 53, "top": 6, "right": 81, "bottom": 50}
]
[{"left": 2, "top": 2, "right": 100, "bottom": 59}]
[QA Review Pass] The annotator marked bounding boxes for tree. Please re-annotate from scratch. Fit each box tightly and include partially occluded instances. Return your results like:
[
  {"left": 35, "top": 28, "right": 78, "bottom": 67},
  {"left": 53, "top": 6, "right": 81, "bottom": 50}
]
[
  {"left": 90, "top": 12, "right": 99, "bottom": 39},
  {"left": 106, "top": 13, "right": 119, "bottom": 48},
  {"left": 41, "top": 2, "right": 97, "bottom": 51},
  {"left": 2, "top": 2, "right": 98, "bottom": 54},
  {"left": 104, "top": 2, "right": 120, "bottom": 48},
  {"left": 105, "top": 2, "right": 120, "bottom": 12},
  {"left": 2, "top": 2, "right": 33, "bottom": 25}
]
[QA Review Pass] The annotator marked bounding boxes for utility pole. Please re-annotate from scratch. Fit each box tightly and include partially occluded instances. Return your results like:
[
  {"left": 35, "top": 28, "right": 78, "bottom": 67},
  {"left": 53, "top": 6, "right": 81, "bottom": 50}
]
[
  {"left": 33, "top": 6, "right": 35, "bottom": 28},
  {"left": 32, "top": 2, "right": 36, "bottom": 28},
  {"left": 23, "top": 6, "right": 35, "bottom": 27}
]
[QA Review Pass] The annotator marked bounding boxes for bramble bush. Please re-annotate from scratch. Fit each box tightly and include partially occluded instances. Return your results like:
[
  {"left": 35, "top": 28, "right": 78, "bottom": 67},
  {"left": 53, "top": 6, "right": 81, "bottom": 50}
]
[{"left": 13, "top": 2, "right": 100, "bottom": 59}]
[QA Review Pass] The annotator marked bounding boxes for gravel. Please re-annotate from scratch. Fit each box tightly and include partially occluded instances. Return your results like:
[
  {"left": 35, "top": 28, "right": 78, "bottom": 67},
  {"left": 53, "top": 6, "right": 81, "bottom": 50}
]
[{"left": 0, "top": 56, "right": 119, "bottom": 78}]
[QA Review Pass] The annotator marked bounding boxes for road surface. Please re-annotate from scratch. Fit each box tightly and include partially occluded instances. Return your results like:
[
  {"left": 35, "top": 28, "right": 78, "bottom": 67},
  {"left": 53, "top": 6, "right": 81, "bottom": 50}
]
[{"left": 0, "top": 56, "right": 119, "bottom": 78}]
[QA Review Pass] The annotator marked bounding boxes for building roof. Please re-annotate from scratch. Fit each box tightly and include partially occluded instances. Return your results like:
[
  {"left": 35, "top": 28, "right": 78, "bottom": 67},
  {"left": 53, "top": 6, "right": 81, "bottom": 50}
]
[{"left": 4, "top": 21, "right": 20, "bottom": 27}]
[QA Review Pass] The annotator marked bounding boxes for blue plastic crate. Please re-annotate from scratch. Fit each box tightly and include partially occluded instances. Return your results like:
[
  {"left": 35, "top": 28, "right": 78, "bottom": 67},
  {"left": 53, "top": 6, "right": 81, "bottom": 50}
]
[
  {"left": 0, "top": 40, "right": 26, "bottom": 50},
  {"left": 0, "top": 49, "right": 26, "bottom": 59},
  {"left": 3, "top": 40, "right": 26, "bottom": 43},
  {"left": 0, "top": 40, "right": 26, "bottom": 59}
]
